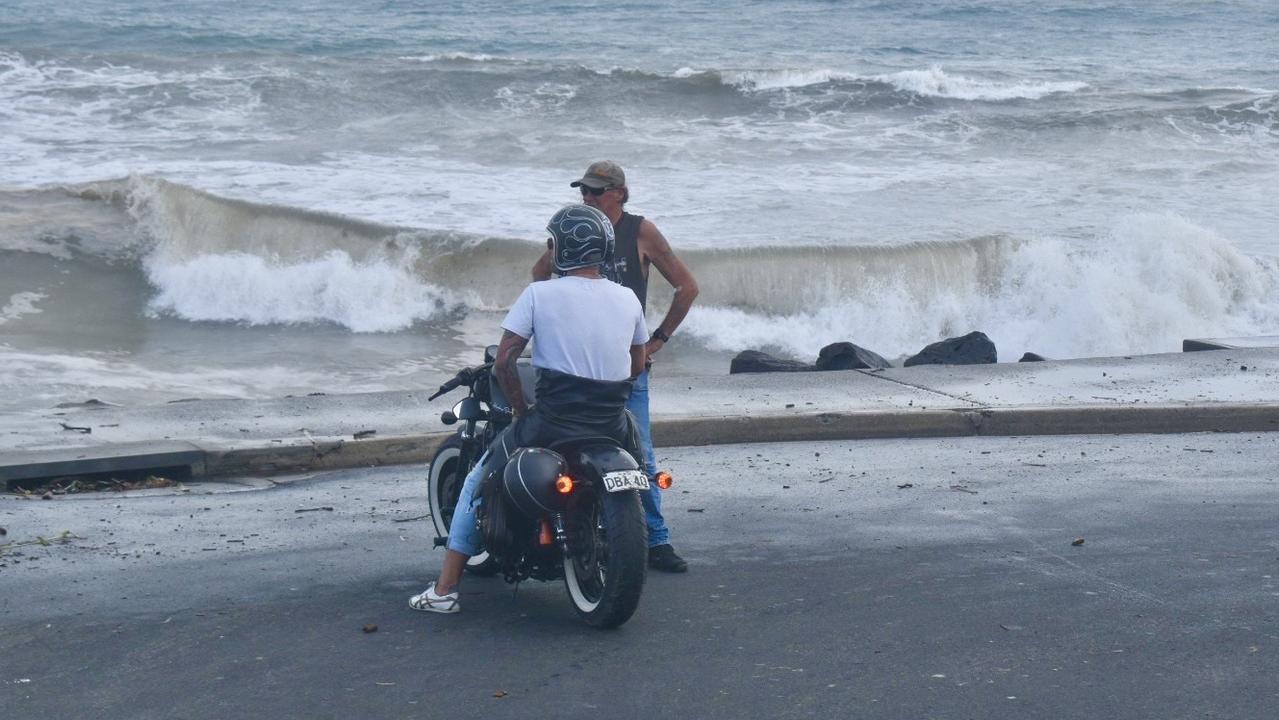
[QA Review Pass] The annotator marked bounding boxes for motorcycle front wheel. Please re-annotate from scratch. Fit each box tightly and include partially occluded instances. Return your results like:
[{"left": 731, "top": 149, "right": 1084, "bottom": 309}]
[
  {"left": 427, "top": 434, "right": 498, "bottom": 576},
  {"left": 563, "top": 487, "right": 647, "bottom": 628}
]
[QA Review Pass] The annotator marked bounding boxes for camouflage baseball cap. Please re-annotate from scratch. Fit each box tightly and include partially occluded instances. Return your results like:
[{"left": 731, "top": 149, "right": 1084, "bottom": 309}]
[{"left": 569, "top": 160, "right": 626, "bottom": 189}]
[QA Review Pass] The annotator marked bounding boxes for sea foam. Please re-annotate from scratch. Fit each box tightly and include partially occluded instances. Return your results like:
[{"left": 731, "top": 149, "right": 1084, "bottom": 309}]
[
  {"left": 0, "top": 292, "right": 46, "bottom": 326},
  {"left": 680, "top": 214, "right": 1279, "bottom": 362},
  {"left": 674, "top": 63, "right": 1086, "bottom": 100},
  {"left": 113, "top": 176, "right": 542, "bottom": 331},
  {"left": 144, "top": 249, "right": 453, "bottom": 332},
  {"left": 876, "top": 66, "right": 1087, "bottom": 101},
  {"left": 0, "top": 346, "right": 374, "bottom": 410}
]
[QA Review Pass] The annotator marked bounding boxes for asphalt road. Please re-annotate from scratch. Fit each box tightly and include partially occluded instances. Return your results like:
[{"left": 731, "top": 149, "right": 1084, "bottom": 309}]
[{"left": 3, "top": 432, "right": 1278, "bottom": 719}]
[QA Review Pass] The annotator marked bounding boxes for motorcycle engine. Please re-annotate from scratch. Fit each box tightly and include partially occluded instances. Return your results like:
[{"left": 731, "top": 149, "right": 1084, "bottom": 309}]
[{"left": 478, "top": 471, "right": 522, "bottom": 560}]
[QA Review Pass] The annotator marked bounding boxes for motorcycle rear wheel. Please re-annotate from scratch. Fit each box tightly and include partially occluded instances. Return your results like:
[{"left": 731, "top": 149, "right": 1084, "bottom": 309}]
[
  {"left": 427, "top": 435, "right": 498, "bottom": 576},
  {"left": 563, "top": 488, "right": 646, "bottom": 628}
]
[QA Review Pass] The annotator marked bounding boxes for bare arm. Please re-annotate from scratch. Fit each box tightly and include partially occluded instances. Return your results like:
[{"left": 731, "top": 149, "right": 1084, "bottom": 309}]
[
  {"left": 494, "top": 330, "right": 532, "bottom": 416},
  {"left": 640, "top": 220, "right": 699, "bottom": 357},
  {"left": 531, "top": 242, "right": 554, "bottom": 281},
  {"left": 629, "top": 344, "right": 646, "bottom": 379}
]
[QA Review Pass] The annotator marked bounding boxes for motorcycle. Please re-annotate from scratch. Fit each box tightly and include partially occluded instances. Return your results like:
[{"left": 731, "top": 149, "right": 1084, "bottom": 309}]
[{"left": 426, "top": 346, "right": 661, "bottom": 628}]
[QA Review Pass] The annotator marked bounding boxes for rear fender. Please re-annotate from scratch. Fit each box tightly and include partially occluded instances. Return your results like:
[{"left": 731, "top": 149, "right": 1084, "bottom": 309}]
[{"left": 563, "top": 443, "right": 640, "bottom": 486}]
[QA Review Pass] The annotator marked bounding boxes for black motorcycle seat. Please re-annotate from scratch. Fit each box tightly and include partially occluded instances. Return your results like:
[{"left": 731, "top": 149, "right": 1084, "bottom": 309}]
[
  {"left": 476, "top": 369, "right": 644, "bottom": 486},
  {"left": 547, "top": 436, "right": 619, "bottom": 453}
]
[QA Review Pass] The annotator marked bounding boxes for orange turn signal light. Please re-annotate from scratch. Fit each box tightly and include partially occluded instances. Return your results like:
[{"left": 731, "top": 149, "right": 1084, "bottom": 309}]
[
  {"left": 555, "top": 474, "right": 574, "bottom": 494},
  {"left": 655, "top": 471, "right": 673, "bottom": 490}
]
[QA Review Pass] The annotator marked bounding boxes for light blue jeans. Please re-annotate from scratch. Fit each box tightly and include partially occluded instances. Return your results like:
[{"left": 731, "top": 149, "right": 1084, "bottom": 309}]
[
  {"left": 628, "top": 370, "right": 668, "bottom": 548},
  {"left": 445, "top": 449, "right": 488, "bottom": 556}
]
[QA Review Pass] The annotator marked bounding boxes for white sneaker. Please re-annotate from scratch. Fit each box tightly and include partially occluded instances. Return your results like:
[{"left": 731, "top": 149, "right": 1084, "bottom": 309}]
[{"left": 409, "top": 582, "right": 460, "bottom": 614}]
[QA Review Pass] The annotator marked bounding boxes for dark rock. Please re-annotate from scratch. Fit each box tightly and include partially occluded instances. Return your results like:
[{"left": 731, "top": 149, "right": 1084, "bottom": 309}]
[
  {"left": 1019, "top": 352, "right": 1047, "bottom": 363},
  {"left": 814, "top": 342, "right": 891, "bottom": 371},
  {"left": 903, "top": 331, "right": 997, "bottom": 367},
  {"left": 730, "top": 350, "right": 814, "bottom": 374}
]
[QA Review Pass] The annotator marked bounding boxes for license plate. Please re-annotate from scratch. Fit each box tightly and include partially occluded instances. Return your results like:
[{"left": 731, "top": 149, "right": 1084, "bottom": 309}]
[{"left": 602, "top": 470, "right": 650, "bottom": 492}]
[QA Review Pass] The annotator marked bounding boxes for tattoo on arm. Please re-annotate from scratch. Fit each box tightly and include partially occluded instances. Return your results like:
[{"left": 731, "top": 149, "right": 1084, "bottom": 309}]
[{"left": 494, "top": 330, "right": 531, "bottom": 414}]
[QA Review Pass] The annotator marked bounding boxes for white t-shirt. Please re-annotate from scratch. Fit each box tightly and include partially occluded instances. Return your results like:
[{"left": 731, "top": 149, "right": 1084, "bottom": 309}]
[{"left": 502, "top": 275, "right": 647, "bottom": 382}]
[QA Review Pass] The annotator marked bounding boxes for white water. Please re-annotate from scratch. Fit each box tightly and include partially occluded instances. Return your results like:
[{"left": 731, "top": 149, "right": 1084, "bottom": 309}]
[
  {"left": 0, "top": 292, "right": 47, "bottom": 326},
  {"left": 145, "top": 250, "right": 455, "bottom": 332},
  {"left": 683, "top": 214, "right": 1279, "bottom": 362},
  {"left": 875, "top": 66, "right": 1089, "bottom": 101},
  {"left": 123, "top": 181, "right": 1279, "bottom": 362}
]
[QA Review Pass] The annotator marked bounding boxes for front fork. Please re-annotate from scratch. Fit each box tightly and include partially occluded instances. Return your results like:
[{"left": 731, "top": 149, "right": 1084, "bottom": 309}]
[
  {"left": 431, "top": 419, "right": 482, "bottom": 549},
  {"left": 459, "top": 417, "right": 478, "bottom": 442},
  {"left": 455, "top": 417, "right": 484, "bottom": 488}
]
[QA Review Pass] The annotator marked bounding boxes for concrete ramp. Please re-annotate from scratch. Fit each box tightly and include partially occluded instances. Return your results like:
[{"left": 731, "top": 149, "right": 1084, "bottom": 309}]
[
  {"left": 1183, "top": 335, "right": 1279, "bottom": 351},
  {"left": 3, "top": 348, "right": 1279, "bottom": 483}
]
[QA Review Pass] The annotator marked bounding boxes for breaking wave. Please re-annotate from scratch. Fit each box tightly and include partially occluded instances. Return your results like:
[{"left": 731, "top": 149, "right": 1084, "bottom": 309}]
[
  {"left": 671, "top": 64, "right": 1087, "bottom": 101},
  {"left": 681, "top": 215, "right": 1279, "bottom": 362},
  {"left": 872, "top": 66, "right": 1088, "bottom": 101},
  {"left": 5, "top": 178, "right": 1277, "bottom": 360}
]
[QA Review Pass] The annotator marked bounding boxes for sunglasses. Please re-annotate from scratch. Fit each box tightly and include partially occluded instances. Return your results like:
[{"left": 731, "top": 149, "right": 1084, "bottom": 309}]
[{"left": 579, "top": 185, "right": 612, "bottom": 197}]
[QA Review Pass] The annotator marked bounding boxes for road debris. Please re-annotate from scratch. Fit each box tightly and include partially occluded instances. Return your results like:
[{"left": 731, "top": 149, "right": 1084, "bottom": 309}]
[
  {"left": 10, "top": 474, "right": 180, "bottom": 497},
  {"left": 0, "top": 531, "right": 80, "bottom": 554},
  {"left": 392, "top": 514, "right": 430, "bottom": 523}
]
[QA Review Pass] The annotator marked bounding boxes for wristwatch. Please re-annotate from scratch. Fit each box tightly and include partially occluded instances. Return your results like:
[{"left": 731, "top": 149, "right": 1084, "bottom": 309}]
[{"left": 650, "top": 328, "right": 670, "bottom": 343}]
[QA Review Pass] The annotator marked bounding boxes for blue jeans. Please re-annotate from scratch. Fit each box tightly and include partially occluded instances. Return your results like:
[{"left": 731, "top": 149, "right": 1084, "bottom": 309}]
[
  {"left": 445, "top": 449, "right": 487, "bottom": 556},
  {"left": 628, "top": 370, "right": 669, "bottom": 548}
]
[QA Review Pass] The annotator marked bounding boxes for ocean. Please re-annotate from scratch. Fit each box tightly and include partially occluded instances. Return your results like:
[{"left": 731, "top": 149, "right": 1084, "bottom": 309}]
[{"left": 3, "top": 0, "right": 1278, "bottom": 413}]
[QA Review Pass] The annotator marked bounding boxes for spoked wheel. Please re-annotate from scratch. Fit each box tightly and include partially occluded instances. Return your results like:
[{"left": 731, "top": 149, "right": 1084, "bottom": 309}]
[
  {"left": 563, "top": 486, "right": 647, "bottom": 628},
  {"left": 427, "top": 435, "right": 497, "bottom": 576}
]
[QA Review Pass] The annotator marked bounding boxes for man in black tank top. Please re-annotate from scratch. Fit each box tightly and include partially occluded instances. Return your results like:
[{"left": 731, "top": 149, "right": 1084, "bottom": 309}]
[{"left": 533, "top": 160, "right": 700, "bottom": 573}]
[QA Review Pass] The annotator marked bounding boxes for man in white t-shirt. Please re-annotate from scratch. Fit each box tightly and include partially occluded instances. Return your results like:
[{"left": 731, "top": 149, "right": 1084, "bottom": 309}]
[{"left": 410, "top": 204, "right": 647, "bottom": 614}]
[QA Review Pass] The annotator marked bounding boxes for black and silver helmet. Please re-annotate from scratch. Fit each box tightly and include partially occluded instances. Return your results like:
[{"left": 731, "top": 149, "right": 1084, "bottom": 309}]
[{"left": 547, "top": 204, "right": 615, "bottom": 273}]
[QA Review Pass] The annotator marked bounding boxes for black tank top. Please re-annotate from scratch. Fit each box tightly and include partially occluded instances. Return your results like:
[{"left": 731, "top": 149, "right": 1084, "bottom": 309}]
[{"left": 609, "top": 212, "right": 647, "bottom": 310}]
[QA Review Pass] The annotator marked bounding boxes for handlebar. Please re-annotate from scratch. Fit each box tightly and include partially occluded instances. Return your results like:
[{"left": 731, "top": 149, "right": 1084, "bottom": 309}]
[{"left": 427, "top": 362, "right": 492, "bottom": 401}]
